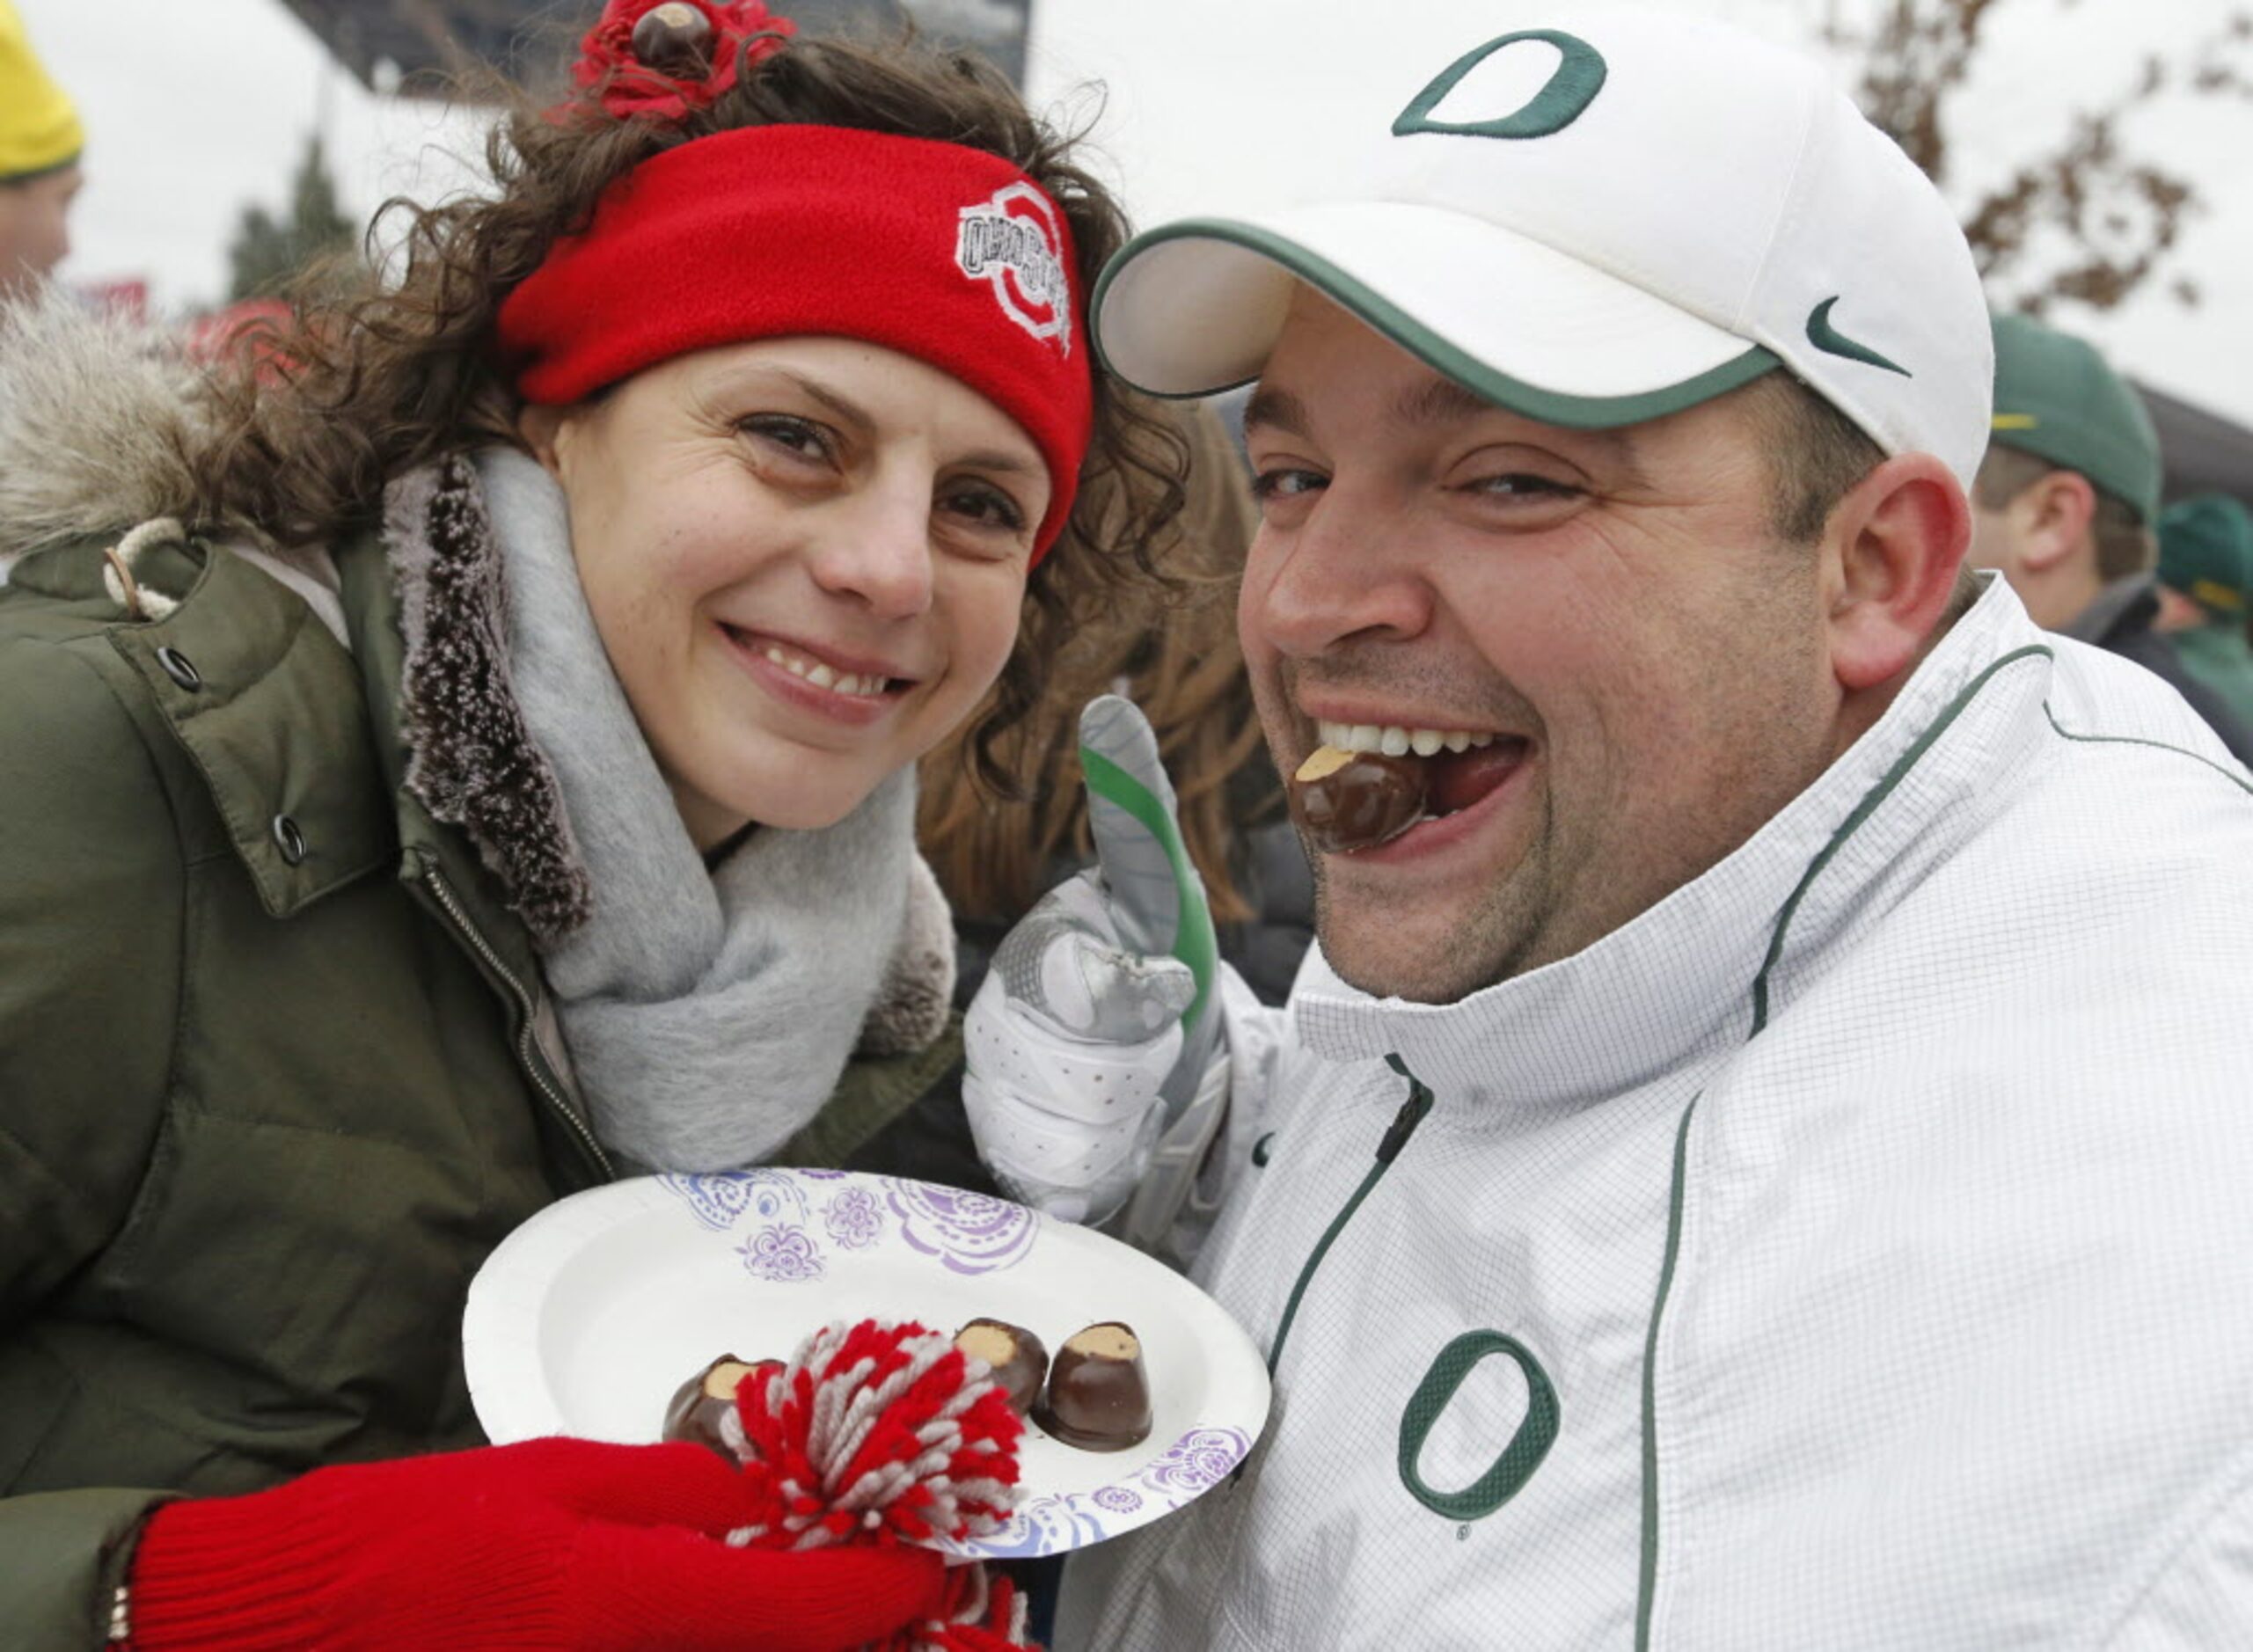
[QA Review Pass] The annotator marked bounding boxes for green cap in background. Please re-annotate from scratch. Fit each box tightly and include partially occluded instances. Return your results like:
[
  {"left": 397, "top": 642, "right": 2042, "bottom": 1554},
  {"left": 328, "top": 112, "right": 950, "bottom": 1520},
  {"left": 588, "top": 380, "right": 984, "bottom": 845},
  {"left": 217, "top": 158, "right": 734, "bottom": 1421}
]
[
  {"left": 1987, "top": 312, "right": 2163, "bottom": 526},
  {"left": 2157, "top": 493, "right": 2253, "bottom": 619}
]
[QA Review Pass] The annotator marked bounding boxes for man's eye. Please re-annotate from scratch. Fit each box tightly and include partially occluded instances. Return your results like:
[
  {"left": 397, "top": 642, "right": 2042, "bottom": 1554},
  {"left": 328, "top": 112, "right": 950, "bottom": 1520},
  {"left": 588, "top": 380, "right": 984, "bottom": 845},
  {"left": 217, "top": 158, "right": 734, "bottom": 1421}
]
[
  {"left": 738, "top": 414, "right": 831, "bottom": 461},
  {"left": 1470, "top": 472, "right": 1581, "bottom": 500},
  {"left": 1250, "top": 467, "right": 1327, "bottom": 501}
]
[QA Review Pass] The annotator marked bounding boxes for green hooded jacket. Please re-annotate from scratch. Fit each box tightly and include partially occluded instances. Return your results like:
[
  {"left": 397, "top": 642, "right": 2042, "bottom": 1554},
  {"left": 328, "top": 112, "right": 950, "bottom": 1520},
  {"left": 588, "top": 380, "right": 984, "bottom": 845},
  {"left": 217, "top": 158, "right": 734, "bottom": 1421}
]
[
  {"left": 0, "top": 322, "right": 964, "bottom": 1645},
  {"left": 2171, "top": 620, "right": 2253, "bottom": 735}
]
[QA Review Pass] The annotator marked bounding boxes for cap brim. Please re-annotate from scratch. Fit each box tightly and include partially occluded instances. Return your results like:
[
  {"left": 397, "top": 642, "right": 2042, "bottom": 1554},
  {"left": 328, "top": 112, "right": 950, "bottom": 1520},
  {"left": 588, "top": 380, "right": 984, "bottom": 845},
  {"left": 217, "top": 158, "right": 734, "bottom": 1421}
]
[{"left": 1094, "top": 203, "right": 1778, "bottom": 428}]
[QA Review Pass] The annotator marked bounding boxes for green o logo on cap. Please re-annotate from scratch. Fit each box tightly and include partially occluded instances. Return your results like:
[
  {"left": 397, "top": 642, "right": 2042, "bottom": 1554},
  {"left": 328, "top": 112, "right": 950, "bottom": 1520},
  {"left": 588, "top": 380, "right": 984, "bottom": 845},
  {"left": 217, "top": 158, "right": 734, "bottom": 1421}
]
[{"left": 1393, "top": 30, "right": 1608, "bottom": 140}]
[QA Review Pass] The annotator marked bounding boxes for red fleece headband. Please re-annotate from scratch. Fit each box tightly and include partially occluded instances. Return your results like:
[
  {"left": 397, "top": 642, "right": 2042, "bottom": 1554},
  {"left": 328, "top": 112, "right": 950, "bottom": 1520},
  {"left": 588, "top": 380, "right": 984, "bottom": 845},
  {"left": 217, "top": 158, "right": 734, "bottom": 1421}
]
[{"left": 498, "top": 123, "right": 1093, "bottom": 560}]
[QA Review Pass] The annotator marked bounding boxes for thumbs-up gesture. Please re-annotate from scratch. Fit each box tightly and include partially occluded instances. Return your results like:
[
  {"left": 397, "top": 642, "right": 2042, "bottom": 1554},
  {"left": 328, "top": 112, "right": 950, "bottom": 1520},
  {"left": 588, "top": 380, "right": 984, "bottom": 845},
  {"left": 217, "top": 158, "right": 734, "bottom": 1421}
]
[{"left": 963, "top": 697, "right": 1231, "bottom": 1234}]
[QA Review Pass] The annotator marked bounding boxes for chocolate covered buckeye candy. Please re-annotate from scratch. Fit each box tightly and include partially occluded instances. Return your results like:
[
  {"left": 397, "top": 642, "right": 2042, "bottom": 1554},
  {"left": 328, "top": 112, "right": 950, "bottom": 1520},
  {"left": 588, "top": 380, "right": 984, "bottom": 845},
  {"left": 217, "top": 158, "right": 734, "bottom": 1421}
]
[
  {"left": 661, "top": 1354, "right": 777, "bottom": 1461},
  {"left": 955, "top": 1319, "right": 1050, "bottom": 1416},
  {"left": 1034, "top": 1322, "right": 1152, "bottom": 1451},
  {"left": 1288, "top": 746, "right": 1430, "bottom": 855}
]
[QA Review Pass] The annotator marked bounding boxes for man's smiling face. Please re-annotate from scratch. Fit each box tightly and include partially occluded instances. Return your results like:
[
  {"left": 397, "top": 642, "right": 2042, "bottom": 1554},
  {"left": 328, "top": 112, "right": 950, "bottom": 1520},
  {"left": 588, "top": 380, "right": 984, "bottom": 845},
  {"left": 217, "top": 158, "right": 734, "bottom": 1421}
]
[{"left": 1240, "top": 289, "right": 1844, "bottom": 1003}]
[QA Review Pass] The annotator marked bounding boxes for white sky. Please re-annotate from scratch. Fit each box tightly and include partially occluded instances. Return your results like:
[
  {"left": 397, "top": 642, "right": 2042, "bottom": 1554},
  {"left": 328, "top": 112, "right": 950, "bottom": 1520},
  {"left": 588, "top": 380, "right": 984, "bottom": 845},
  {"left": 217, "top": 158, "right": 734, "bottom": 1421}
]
[{"left": 22, "top": 0, "right": 2253, "bottom": 422}]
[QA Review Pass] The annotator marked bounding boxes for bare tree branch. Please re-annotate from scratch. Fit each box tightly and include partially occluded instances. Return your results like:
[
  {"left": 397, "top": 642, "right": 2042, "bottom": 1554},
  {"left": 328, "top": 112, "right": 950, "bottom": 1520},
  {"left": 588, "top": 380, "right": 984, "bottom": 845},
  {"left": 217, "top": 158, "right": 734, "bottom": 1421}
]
[{"left": 1817, "top": 0, "right": 2250, "bottom": 312}]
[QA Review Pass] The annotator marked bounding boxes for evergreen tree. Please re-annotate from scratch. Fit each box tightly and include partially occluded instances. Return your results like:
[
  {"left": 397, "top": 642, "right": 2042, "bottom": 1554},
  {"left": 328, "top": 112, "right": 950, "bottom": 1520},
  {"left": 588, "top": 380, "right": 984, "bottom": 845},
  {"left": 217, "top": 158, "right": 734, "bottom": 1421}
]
[{"left": 225, "top": 135, "right": 359, "bottom": 303}]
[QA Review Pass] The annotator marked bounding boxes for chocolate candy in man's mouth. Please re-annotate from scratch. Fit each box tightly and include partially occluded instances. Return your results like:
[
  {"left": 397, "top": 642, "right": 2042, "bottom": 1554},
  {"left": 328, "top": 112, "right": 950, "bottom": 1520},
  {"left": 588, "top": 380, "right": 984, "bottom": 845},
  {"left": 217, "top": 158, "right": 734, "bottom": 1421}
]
[{"left": 1288, "top": 746, "right": 1430, "bottom": 854}]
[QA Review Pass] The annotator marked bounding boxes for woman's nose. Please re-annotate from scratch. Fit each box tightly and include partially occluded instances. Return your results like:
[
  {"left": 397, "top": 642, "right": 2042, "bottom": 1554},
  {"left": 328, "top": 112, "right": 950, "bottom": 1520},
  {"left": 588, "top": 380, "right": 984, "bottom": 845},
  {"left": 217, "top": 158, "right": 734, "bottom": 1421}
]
[{"left": 806, "top": 482, "right": 937, "bottom": 620}]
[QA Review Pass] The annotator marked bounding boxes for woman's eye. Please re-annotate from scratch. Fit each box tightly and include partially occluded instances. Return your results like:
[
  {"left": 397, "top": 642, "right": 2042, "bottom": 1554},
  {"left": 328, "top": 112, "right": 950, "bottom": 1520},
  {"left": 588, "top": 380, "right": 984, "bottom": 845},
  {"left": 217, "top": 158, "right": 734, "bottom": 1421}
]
[
  {"left": 940, "top": 482, "right": 1027, "bottom": 534},
  {"left": 738, "top": 413, "right": 832, "bottom": 463},
  {"left": 1249, "top": 466, "right": 1327, "bottom": 501}
]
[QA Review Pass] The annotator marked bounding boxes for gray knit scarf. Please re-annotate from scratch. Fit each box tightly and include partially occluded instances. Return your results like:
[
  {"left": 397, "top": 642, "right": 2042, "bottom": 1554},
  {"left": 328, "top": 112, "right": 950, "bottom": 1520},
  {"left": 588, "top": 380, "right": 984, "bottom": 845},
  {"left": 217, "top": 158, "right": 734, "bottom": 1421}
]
[{"left": 479, "top": 448, "right": 916, "bottom": 1173}]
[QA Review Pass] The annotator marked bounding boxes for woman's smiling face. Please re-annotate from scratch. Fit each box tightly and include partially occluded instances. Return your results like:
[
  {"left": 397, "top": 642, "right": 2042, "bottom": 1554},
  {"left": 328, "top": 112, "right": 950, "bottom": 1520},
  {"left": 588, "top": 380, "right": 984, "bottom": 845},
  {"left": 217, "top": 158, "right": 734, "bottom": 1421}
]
[{"left": 523, "top": 336, "right": 1050, "bottom": 849}]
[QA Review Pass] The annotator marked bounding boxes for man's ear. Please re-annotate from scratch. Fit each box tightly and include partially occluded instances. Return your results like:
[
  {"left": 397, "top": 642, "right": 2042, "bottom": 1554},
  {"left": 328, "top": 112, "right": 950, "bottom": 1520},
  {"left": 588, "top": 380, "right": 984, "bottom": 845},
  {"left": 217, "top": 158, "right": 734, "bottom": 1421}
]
[
  {"left": 517, "top": 403, "right": 571, "bottom": 474},
  {"left": 1820, "top": 452, "right": 1972, "bottom": 693},
  {"left": 2007, "top": 468, "right": 2097, "bottom": 576}
]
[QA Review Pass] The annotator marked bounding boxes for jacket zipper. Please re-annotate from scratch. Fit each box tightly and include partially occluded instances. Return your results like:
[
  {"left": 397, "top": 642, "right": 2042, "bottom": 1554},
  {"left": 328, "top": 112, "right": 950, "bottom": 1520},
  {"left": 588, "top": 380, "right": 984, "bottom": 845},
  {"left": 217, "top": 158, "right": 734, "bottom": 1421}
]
[
  {"left": 1265, "top": 1054, "right": 1434, "bottom": 1379},
  {"left": 415, "top": 852, "right": 612, "bottom": 1181}
]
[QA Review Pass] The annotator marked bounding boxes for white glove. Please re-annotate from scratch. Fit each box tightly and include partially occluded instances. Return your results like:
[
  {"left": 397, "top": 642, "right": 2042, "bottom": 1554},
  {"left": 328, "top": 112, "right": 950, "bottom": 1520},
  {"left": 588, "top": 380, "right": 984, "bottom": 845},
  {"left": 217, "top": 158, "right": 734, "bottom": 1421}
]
[{"left": 964, "top": 697, "right": 1228, "bottom": 1231}]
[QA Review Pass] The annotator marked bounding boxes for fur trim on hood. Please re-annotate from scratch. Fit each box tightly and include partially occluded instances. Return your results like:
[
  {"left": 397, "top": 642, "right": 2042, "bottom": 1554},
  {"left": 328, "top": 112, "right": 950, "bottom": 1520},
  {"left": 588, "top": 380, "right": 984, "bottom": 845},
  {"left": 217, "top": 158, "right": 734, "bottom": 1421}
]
[{"left": 0, "top": 289, "right": 217, "bottom": 566}]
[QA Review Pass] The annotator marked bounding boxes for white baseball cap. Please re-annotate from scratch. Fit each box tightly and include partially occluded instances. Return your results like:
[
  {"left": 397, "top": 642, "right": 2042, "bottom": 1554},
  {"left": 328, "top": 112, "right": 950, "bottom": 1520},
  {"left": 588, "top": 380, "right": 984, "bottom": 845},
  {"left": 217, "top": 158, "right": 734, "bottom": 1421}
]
[{"left": 1093, "top": 0, "right": 1993, "bottom": 489}]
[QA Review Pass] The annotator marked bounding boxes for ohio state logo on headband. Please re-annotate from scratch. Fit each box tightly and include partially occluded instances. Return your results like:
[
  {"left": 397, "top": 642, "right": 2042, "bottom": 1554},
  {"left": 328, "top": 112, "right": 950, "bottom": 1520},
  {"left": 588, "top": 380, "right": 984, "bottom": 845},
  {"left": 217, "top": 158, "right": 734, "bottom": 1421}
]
[{"left": 956, "top": 183, "right": 1073, "bottom": 356}]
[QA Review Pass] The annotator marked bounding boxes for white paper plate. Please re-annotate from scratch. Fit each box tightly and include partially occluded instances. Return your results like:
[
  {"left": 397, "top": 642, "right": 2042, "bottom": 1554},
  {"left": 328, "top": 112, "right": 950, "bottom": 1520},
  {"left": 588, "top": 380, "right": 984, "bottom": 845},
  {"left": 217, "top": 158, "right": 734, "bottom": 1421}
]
[{"left": 464, "top": 1169, "right": 1270, "bottom": 1559}]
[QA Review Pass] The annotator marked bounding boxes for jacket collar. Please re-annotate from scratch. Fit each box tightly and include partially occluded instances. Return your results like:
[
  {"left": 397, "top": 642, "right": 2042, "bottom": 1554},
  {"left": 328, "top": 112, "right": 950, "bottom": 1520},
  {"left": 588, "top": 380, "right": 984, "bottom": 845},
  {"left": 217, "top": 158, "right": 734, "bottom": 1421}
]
[
  {"left": 328, "top": 496, "right": 552, "bottom": 990},
  {"left": 1291, "top": 574, "right": 2058, "bottom": 1111},
  {"left": 369, "top": 456, "right": 592, "bottom": 946}
]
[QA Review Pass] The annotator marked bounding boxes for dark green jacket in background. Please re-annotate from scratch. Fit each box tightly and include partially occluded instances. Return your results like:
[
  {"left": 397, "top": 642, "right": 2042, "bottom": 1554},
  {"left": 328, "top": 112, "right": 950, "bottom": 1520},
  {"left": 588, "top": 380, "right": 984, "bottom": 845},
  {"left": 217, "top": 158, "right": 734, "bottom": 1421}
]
[{"left": 0, "top": 530, "right": 961, "bottom": 1646}]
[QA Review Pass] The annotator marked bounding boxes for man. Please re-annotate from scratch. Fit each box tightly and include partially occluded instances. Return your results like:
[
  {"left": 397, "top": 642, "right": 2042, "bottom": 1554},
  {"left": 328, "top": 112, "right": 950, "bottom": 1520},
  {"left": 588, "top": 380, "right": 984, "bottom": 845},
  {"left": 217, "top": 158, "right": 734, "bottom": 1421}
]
[
  {"left": 962, "top": 3, "right": 2253, "bottom": 1645},
  {"left": 2154, "top": 493, "right": 2253, "bottom": 729},
  {"left": 1971, "top": 311, "right": 2253, "bottom": 761},
  {"left": 0, "top": 0, "right": 81, "bottom": 300}
]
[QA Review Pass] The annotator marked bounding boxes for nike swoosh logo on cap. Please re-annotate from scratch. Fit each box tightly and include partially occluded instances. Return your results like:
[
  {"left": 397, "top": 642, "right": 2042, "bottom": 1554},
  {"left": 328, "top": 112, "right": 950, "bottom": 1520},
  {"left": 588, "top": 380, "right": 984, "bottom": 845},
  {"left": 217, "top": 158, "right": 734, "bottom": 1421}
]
[{"left": 1806, "top": 297, "right": 1910, "bottom": 378}]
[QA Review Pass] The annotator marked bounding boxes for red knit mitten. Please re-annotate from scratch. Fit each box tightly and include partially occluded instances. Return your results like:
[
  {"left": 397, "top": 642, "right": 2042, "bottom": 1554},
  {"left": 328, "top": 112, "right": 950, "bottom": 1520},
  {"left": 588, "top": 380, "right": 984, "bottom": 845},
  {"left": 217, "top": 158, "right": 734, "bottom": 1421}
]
[{"left": 124, "top": 1436, "right": 947, "bottom": 1651}]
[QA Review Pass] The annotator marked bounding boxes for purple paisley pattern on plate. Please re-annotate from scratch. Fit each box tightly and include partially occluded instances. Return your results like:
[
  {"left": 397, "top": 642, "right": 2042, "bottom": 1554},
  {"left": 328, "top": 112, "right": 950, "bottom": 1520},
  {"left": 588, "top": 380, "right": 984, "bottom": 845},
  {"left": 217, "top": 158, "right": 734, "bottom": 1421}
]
[
  {"left": 882, "top": 1180, "right": 1038, "bottom": 1276},
  {"left": 738, "top": 1224, "right": 823, "bottom": 1283},
  {"left": 823, "top": 1186, "right": 886, "bottom": 1250},
  {"left": 662, "top": 1169, "right": 810, "bottom": 1232},
  {"left": 953, "top": 1423, "right": 1255, "bottom": 1560},
  {"left": 964, "top": 1497, "right": 1108, "bottom": 1561},
  {"left": 1140, "top": 1426, "right": 1251, "bottom": 1495}
]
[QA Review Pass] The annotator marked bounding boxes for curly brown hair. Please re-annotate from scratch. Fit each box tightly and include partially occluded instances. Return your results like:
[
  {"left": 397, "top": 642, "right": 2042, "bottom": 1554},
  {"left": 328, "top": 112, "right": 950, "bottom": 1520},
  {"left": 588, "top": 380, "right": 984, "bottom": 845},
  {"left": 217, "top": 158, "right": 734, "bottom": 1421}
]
[
  {"left": 191, "top": 26, "right": 1186, "bottom": 784},
  {"left": 919, "top": 398, "right": 1272, "bottom": 925}
]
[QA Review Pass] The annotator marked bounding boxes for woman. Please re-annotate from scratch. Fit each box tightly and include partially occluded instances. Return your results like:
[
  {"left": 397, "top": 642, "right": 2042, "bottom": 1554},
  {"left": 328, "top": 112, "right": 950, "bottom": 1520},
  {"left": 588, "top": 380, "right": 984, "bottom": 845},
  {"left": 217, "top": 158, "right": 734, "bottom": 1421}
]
[{"left": 0, "top": 2, "right": 1176, "bottom": 1644}]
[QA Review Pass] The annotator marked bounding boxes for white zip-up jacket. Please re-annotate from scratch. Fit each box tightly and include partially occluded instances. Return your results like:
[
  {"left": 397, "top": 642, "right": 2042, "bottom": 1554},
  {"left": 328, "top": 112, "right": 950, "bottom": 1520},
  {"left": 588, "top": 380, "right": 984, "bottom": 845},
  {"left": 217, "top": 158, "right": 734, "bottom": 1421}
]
[{"left": 1059, "top": 579, "right": 2253, "bottom": 1649}]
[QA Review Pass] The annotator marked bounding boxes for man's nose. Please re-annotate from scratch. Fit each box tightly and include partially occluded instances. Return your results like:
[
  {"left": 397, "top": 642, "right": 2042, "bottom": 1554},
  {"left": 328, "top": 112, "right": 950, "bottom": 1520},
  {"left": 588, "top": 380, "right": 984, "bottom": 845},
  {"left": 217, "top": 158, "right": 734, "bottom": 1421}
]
[
  {"left": 1247, "top": 486, "right": 1434, "bottom": 658},
  {"left": 807, "top": 481, "right": 937, "bottom": 621}
]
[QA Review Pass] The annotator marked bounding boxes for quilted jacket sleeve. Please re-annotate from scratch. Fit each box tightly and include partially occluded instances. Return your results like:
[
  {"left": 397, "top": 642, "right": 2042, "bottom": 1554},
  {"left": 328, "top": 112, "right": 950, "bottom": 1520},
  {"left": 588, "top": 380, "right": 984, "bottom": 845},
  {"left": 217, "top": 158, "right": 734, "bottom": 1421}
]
[
  {"left": 0, "top": 635, "right": 180, "bottom": 1314},
  {"left": 0, "top": 636, "right": 186, "bottom": 1646}
]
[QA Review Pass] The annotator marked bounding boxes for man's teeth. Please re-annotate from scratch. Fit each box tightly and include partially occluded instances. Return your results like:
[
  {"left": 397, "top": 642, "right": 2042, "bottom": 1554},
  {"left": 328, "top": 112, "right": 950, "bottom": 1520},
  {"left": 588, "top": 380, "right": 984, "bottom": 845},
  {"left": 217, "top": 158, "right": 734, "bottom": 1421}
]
[
  {"left": 1315, "top": 720, "right": 1496, "bottom": 757},
  {"left": 761, "top": 643, "right": 890, "bottom": 697}
]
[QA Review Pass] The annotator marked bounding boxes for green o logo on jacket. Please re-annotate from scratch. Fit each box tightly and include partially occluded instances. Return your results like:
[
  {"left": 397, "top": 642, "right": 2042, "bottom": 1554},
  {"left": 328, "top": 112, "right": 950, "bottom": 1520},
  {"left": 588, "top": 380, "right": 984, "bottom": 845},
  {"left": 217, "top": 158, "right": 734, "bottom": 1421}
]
[
  {"left": 1393, "top": 30, "right": 1608, "bottom": 140},
  {"left": 1398, "top": 1330, "right": 1561, "bottom": 1522}
]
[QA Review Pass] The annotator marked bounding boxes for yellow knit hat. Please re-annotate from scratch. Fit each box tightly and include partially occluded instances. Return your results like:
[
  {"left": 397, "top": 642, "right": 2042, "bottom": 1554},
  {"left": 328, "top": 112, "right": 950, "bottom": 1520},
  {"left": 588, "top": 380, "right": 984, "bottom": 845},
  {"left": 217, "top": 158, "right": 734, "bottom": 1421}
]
[{"left": 0, "top": 1, "right": 82, "bottom": 183}]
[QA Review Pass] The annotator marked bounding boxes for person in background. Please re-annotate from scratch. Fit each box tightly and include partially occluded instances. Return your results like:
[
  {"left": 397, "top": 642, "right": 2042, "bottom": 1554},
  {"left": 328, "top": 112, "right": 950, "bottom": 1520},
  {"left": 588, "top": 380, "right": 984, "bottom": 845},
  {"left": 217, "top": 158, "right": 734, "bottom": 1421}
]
[
  {"left": 921, "top": 398, "right": 1307, "bottom": 1008},
  {"left": 2154, "top": 492, "right": 2253, "bottom": 730},
  {"left": 1971, "top": 311, "right": 2253, "bottom": 762},
  {"left": 852, "top": 398, "right": 1308, "bottom": 1204},
  {"left": 0, "top": 0, "right": 81, "bottom": 300},
  {"left": 0, "top": 1, "right": 1179, "bottom": 1643}
]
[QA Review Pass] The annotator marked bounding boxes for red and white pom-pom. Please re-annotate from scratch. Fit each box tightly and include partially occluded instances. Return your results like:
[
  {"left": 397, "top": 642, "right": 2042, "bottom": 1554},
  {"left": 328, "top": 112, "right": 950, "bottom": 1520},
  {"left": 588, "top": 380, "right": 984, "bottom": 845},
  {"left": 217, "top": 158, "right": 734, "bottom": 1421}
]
[{"left": 719, "top": 1319, "right": 1035, "bottom": 1651}]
